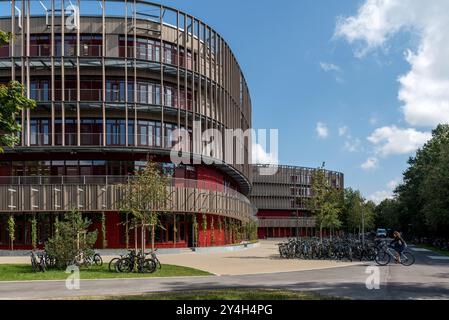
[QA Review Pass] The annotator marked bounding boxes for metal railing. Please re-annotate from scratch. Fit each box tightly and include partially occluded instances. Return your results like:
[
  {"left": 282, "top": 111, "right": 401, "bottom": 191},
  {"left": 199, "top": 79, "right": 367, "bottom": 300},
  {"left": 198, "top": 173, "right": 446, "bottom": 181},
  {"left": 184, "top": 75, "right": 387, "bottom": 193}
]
[
  {"left": 0, "top": 175, "right": 247, "bottom": 200},
  {"left": 20, "top": 133, "right": 183, "bottom": 149},
  {"left": 29, "top": 88, "right": 193, "bottom": 110},
  {"left": 0, "top": 176, "right": 252, "bottom": 219}
]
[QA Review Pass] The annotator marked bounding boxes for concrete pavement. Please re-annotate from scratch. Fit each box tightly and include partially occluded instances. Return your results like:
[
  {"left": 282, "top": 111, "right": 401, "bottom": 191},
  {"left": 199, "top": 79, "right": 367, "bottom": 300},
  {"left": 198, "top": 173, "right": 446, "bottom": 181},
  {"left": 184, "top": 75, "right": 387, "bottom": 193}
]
[
  {"left": 0, "top": 240, "right": 360, "bottom": 276},
  {"left": 0, "top": 243, "right": 448, "bottom": 300}
]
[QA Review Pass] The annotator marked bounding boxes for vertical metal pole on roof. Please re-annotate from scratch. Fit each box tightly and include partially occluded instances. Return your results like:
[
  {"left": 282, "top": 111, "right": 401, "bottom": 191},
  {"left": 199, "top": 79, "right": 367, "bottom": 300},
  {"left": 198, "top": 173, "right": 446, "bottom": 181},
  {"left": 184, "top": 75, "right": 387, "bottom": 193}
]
[
  {"left": 124, "top": 0, "right": 128, "bottom": 146},
  {"left": 190, "top": 16, "right": 195, "bottom": 156},
  {"left": 11, "top": 0, "right": 15, "bottom": 80},
  {"left": 183, "top": 14, "right": 187, "bottom": 131},
  {"left": 25, "top": 0, "right": 31, "bottom": 147},
  {"left": 76, "top": 0, "right": 81, "bottom": 147},
  {"left": 102, "top": 0, "right": 106, "bottom": 147},
  {"left": 51, "top": 0, "right": 55, "bottom": 147},
  {"left": 133, "top": 0, "right": 137, "bottom": 147},
  {"left": 20, "top": 0, "right": 25, "bottom": 147},
  {"left": 176, "top": 10, "right": 180, "bottom": 132},
  {"left": 198, "top": 21, "right": 202, "bottom": 156},
  {"left": 61, "top": 0, "right": 66, "bottom": 146},
  {"left": 160, "top": 5, "right": 165, "bottom": 148}
]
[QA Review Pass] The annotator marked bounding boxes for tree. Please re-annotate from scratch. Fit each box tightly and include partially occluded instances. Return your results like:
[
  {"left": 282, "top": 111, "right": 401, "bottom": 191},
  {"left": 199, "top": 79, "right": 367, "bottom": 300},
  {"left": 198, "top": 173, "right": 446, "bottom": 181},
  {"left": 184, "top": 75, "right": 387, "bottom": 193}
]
[
  {"left": 393, "top": 124, "right": 449, "bottom": 237},
  {"left": 31, "top": 214, "right": 37, "bottom": 250},
  {"left": 8, "top": 215, "right": 15, "bottom": 250},
  {"left": 375, "top": 198, "right": 400, "bottom": 230},
  {"left": 118, "top": 162, "right": 172, "bottom": 254},
  {"left": 192, "top": 214, "right": 199, "bottom": 247},
  {"left": 420, "top": 141, "right": 449, "bottom": 236},
  {"left": 307, "top": 168, "right": 343, "bottom": 243},
  {"left": 341, "top": 188, "right": 376, "bottom": 239},
  {"left": 45, "top": 210, "right": 98, "bottom": 269},
  {"left": 101, "top": 212, "right": 107, "bottom": 249},
  {"left": 0, "top": 31, "right": 36, "bottom": 152}
]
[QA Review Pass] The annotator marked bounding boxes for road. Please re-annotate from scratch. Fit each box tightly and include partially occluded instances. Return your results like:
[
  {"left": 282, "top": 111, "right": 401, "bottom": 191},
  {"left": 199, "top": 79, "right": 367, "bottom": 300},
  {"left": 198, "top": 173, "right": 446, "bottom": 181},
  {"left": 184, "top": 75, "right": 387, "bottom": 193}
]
[{"left": 0, "top": 245, "right": 448, "bottom": 300}]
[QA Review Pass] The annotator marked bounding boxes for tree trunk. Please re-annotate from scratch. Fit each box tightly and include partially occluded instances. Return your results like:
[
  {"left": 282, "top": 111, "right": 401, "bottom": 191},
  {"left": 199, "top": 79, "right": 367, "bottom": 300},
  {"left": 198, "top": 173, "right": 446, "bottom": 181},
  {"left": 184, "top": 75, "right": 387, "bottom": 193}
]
[
  {"left": 320, "top": 224, "right": 323, "bottom": 244},
  {"left": 151, "top": 224, "right": 155, "bottom": 252},
  {"left": 173, "top": 214, "right": 177, "bottom": 247},
  {"left": 134, "top": 223, "right": 138, "bottom": 254},
  {"left": 141, "top": 221, "right": 145, "bottom": 256},
  {"left": 125, "top": 213, "right": 129, "bottom": 249}
]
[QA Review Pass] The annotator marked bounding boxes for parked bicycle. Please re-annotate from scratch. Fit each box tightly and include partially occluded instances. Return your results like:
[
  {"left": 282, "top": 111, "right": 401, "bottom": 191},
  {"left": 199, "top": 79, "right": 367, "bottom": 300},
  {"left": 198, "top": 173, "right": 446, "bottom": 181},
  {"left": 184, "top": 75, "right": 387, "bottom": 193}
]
[
  {"left": 30, "top": 251, "right": 47, "bottom": 273},
  {"left": 278, "top": 237, "right": 378, "bottom": 262},
  {"left": 115, "top": 250, "right": 157, "bottom": 274},
  {"left": 68, "top": 249, "right": 103, "bottom": 267}
]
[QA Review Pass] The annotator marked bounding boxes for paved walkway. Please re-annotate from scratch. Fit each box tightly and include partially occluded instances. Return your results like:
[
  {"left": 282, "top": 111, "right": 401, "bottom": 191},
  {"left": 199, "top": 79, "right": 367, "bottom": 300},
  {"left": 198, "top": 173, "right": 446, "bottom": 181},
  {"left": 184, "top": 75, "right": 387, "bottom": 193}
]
[
  {"left": 157, "top": 240, "right": 359, "bottom": 275},
  {"left": 1, "top": 247, "right": 448, "bottom": 300},
  {"left": 0, "top": 240, "right": 359, "bottom": 276}
]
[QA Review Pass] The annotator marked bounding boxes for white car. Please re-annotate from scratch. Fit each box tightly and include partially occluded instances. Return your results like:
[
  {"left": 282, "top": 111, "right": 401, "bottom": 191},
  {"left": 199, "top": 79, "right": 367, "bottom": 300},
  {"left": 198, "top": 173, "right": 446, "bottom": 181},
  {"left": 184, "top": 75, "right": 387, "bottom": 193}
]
[{"left": 376, "top": 228, "right": 387, "bottom": 238}]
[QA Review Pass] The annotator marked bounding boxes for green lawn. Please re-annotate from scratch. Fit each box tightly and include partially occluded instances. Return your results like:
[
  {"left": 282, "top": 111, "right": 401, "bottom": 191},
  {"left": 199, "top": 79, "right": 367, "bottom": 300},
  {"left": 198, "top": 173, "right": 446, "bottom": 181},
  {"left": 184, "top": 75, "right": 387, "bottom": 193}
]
[
  {"left": 417, "top": 244, "right": 449, "bottom": 257},
  {"left": 0, "top": 264, "right": 212, "bottom": 281},
  {"left": 77, "top": 289, "right": 338, "bottom": 300}
]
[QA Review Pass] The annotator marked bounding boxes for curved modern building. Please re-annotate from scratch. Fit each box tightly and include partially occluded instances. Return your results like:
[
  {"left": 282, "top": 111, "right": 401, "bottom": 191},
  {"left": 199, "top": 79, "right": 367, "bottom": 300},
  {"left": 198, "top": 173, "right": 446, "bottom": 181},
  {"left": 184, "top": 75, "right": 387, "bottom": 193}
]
[
  {"left": 0, "top": 0, "right": 253, "bottom": 249},
  {"left": 251, "top": 165, "right": 344, "bottom": 239}
]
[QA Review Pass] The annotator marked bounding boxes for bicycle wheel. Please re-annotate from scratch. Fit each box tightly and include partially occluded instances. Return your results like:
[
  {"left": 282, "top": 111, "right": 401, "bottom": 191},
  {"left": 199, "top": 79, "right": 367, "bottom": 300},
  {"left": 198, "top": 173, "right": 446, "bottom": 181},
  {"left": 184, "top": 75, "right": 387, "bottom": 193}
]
[
  {"left": 31, "top": 258, "right": 37, "bottom": 273},
  {"left": 39, "top": 259, "right": 46, "bottom": 273},
  {"left": 94, "top": 254, "right": 103, "bottom": 267},
  {"left": 139, "top": 259, "right": 157, "bottom": 274},
  {"left": 117, "top": 258, "right": 133, "bottom": 273},
  {"left": 400, "top": 251, "right": 415, "bottom": 266},
  {"left": 155, "top": 258, "right": 162, "bottom": 270},
  {"left": 108, "top": 258, "right": 120, "bottom": 272},
  {"left": 375, "top": 251, "right": 391, "bottom": 266}
]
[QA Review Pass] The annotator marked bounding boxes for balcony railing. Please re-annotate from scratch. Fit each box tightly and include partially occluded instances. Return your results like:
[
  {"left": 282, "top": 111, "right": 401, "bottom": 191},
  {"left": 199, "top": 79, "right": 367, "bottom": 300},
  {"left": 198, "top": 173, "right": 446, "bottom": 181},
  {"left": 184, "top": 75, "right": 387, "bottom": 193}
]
[
  {"left": 29, "top": 88, "right": 194, "bottom": 111},
  {"left": 0, "top": 176, "right": 245, "bottom": 199},
  {"left": 0, "top": 176, "right": 252, "bottom": 220},
  {"left": 23, "top": 133, "right": 182, "bottom": 149},
  {"left": 1, "top": 44, "right": 218, "bottom": 80}
]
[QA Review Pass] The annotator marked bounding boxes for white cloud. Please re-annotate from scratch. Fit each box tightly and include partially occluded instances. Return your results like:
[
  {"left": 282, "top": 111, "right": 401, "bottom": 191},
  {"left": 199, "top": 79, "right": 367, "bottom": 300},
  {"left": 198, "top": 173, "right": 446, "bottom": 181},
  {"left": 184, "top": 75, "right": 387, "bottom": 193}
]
[
  {"left": 316, "top": 122, "right": 329, "bottom": 139},
  {"left": 251, "top": 143, "right": 278, "bottom": 165},
  {"left": 369, "top": 190, "right": 394, "bottom": 205},
  {"left": 344, "top": 138, "right": 361, "bottom": 152},
  {"left": 361, "top": 157, "right": 378, "bottom": 170},
  {"left": 335, "top": 0, "right": 449, "bottom": 127},
  {"left": 387, "top": 179, "right": 401, "bottom": 190},
  {"left": 320, "top": 62, "right": 341, "bottom": 72},
  {"left": 338, "top": 126, "right": 349, "bottom": 137},
  {"left": 367, "top": 125, "right": 431, "bottom": 156},
  {"left": 368, "top": 178, "right": 402, "bottom": 204}
]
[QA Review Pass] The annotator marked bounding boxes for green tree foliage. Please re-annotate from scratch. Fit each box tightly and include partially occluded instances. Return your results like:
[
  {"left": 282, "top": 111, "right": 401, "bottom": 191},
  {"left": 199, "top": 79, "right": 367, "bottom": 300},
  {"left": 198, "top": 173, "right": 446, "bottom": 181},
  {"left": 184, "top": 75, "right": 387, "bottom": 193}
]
[
  {"left": 391, "top": 124, "right": 449, "bottom": 237},
  {"left": 210, "top": 216, "right": 215, "bottom": 246},
  {"left": 202, "top": 212, "right": 207, "bottom": 246},
  {"left": 8, "top": 215, "right": 15, "bottom": 250},
  {"left": 118, "top": 162, "right": 172, "bottom": 253},
  {"left": 375, "top": 199, "right": 400, "bottom": 230},
  {"left": 192, "top": 214, "right": 198, "bottom": 247},
  {"left": 341, "top": 188, "right": 376, "bottom": 235},
  {"left": 420, "top": 134, "right": 449, "bottom": 235},
  {"left": 307, "top": 168, "right": 343, "bottom": 242},
  {"left": 0, "top": 32, "right": 36, "bottom": 152},
  {"left": 0, "top": 30, "right": 12, "bottom": 45},
  {"left": 31, "top": 214, "right": 37, "bottom": 250},
  {"left": 244, "top": 220, "right": 258, "bottom": 242},
  {"left": 101, "top": 212, "right": 107, "bottom": 249},
  {"left": 45, "top": 210, "right": 98, "bottom": 269}
]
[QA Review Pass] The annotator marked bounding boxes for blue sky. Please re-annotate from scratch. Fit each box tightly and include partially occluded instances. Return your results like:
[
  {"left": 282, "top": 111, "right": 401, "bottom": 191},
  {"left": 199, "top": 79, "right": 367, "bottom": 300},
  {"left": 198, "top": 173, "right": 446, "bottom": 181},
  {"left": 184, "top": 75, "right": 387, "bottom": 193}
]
[
  {"left": 5, "top": 0, "right": 445, "bottom": 202},
  {"left": 152, "top": 0, "right": 445, "bottom": 202}
]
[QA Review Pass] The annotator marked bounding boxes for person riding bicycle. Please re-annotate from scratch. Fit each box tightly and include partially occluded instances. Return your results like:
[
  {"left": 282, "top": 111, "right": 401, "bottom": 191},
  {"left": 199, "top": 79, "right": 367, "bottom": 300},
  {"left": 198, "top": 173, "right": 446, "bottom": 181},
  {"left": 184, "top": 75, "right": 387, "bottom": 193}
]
[{"left": 390, "top": 231, "right": 406, "bottom": 263}]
